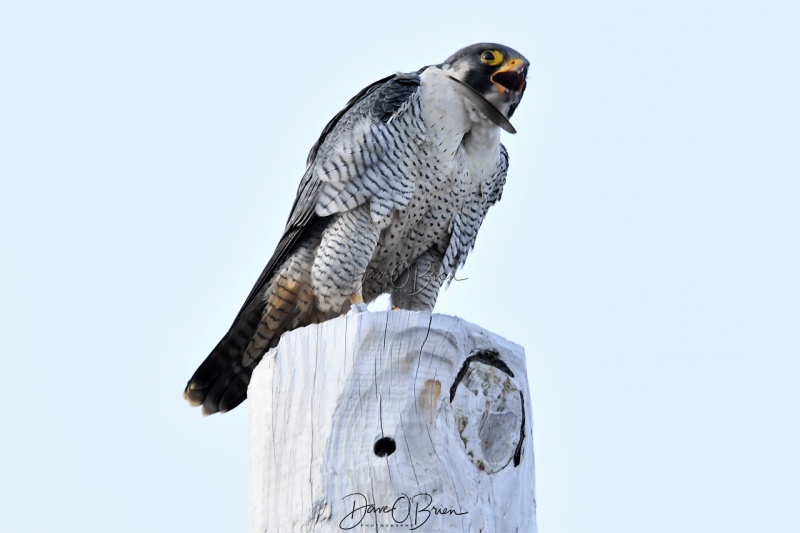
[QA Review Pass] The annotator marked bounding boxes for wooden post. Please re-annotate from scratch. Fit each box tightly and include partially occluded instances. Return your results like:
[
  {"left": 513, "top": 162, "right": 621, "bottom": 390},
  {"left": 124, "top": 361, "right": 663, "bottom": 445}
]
[{"left": 249, "top": 311, "right": 536, "bottom": 532}]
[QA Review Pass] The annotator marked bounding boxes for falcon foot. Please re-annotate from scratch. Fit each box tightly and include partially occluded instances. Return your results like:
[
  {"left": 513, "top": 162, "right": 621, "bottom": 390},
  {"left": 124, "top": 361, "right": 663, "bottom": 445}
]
[{"left": 349, "top": 293, "right": 369, "bottom": 314}]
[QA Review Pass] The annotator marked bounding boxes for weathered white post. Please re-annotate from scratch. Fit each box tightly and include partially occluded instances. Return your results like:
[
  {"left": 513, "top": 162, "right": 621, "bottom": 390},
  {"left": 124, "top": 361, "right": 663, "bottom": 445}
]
[{"left": 249, "top": 310, "right": 536, "bottom": 532}]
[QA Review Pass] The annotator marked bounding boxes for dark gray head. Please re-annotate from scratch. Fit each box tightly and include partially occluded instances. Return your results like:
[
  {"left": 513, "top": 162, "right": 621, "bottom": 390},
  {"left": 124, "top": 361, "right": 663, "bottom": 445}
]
[{"left": 440, "top": 43, "right": 529, "bottom": 118}]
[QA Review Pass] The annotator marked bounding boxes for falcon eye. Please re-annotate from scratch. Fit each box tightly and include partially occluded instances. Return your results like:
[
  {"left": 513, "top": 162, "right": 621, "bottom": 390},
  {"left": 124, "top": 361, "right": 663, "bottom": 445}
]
[{"left": 480, "top": 50, "right": 503, "bottom": 66}]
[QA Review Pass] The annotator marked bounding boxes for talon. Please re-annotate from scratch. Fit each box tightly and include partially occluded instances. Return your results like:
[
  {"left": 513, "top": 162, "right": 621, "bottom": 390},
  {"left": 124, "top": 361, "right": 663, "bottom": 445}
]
[{"left": 349, "top": 293, "right": 369, "bottom": 314}]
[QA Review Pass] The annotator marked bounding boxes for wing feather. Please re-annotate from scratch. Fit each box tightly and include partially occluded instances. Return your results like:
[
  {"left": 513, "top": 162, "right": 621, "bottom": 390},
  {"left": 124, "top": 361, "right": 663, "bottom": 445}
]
[
  {"left": 441, "top": 144, "right": 509, "bottom": 278},
  {"left": 233, "top": 71, "right": 424, "bottom": 319}
]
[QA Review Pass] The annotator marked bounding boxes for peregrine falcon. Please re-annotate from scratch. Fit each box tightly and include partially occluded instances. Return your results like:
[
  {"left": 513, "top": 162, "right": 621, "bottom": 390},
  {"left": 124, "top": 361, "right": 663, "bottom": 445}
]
[{"left": 185, "top": 43, "right": 529, "bottom": 415}]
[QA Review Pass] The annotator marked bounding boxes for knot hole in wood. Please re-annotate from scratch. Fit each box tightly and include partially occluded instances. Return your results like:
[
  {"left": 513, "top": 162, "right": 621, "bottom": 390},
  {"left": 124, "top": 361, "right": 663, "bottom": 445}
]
[
  {"left": 373, "top": 436, "right": 397, "bottom": 457},
  {"left": 450, "top": 349, "right": 526, "bottom": 472}
]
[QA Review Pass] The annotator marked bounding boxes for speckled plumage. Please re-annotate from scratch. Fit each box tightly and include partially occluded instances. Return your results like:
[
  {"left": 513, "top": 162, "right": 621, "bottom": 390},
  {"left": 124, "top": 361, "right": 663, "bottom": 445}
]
[{"left": 185, "top": 43, "right": 529, "bottom": 414}]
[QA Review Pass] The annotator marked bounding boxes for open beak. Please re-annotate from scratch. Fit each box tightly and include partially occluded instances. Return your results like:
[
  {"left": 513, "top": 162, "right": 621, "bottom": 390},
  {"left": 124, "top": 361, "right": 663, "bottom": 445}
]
[{"left": 490, "top": 58, "right": 528, "bottom": 103}]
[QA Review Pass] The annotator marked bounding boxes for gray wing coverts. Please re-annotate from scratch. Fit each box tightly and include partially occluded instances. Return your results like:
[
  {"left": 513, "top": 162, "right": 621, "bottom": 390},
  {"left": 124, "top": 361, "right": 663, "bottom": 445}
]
[
  {"left": 312, "top": 73, "right": 425, "bottom": 223},
  {"left": 185, "top": 72, "right": 428, "bottom": 413},
  {"left": 236, "top": 72, "right": 424, "bottom": 317}
]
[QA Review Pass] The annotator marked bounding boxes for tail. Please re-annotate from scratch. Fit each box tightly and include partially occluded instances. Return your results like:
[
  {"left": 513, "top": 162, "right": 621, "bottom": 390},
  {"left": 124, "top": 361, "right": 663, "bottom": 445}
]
[
  {"left": 184, "top": 255, "right": 328, "bottom": 414},
  {"left": 185, "top": 217, "right": 336, "bottom": 414},
  {"left": 183, "top": 302, "right": 270, "bottom": 415}
]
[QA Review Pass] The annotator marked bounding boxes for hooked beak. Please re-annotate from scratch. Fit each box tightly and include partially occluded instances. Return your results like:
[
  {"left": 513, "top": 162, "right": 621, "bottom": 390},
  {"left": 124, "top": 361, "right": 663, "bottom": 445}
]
[{"left": 491, "top": 58, "right": 528, "bottom": 103}]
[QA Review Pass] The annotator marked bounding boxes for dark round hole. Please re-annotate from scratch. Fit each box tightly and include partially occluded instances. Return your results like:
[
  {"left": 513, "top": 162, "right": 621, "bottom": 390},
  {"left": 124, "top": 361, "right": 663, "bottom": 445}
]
[{"left": 373, "top": 436, "right": 396, "bottom": 457}]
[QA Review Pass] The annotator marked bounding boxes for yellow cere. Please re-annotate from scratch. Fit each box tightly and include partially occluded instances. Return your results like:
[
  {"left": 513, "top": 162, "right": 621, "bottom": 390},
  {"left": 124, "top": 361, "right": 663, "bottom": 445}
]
[{"left": 480, "top": 50, "right": 504, "bottom": 67}]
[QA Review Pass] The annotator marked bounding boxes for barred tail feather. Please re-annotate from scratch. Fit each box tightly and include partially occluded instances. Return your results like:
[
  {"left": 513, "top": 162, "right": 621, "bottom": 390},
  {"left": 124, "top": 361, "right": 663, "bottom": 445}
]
[
  {"left": 184, "top": 259, "right": 323, "bottom": 414},
  {"left": 183, "top": 303, "right": 268, "bottom": 415}
]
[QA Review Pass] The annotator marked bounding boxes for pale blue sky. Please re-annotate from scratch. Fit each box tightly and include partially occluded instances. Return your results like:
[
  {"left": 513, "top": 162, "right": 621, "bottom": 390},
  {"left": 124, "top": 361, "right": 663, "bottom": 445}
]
[{"left": 1, "top": 1, "right": 798, "bottom": 532}]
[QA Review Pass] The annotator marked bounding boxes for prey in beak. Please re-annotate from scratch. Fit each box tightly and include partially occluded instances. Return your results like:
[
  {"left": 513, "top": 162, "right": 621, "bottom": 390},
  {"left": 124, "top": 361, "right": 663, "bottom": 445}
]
[
  {"left": 446, "top": 74, "right": 518, "bottom": 134},
  {"left": 441, "top": 45, "right": 530, "bottom": 133}
]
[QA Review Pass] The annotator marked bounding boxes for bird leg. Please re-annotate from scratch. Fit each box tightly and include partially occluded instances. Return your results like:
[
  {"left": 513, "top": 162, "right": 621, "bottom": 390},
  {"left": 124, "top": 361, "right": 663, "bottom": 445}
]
[{"left": 349, "top": 292, "right": 369, "bottom": 314}]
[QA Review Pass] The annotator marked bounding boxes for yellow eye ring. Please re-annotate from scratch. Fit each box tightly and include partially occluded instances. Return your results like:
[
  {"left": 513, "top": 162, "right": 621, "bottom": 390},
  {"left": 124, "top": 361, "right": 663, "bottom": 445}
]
[{"left": 480, "top": 50, "right": 504, "bottom": 66}]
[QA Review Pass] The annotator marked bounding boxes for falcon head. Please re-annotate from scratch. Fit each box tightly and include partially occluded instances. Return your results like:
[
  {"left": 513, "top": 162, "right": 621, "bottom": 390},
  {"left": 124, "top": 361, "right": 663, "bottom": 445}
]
[{"left": 441, "top": 43, "right": 530, "bottom": 119}]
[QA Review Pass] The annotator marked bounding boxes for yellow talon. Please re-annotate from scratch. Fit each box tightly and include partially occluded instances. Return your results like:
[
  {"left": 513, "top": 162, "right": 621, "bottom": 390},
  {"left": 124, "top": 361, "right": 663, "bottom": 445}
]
[{"left": 349, "top": 293, "right": 368, "bottom": 314}]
